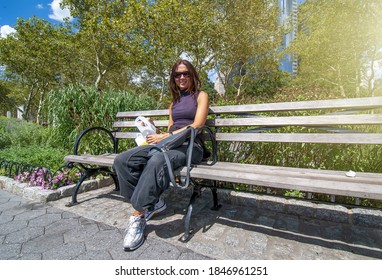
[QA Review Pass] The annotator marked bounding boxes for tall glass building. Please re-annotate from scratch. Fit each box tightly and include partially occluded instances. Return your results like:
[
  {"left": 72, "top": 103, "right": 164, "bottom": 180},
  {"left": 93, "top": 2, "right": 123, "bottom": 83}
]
[{"left": 278, "top": 0, "right": 305, "bottom": 74}]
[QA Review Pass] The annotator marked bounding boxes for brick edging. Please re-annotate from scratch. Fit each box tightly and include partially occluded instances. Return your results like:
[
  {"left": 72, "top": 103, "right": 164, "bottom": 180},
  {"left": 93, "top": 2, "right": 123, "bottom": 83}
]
[{"left": 0, "top": 176, "right": 114, "bottom": 203}]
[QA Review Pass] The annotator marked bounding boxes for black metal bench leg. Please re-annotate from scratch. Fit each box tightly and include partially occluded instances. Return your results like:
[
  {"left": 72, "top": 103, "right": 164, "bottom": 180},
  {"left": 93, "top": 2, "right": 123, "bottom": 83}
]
[
  {"left": 179, "top": 187, "right": 201, "bottom": 242},
  {"left": 211, "top": 187, "right": 222, "bottom": 211},
  {"left": 65, "top": 172, "right": 88, "bottom": 207},
  {"left": 110, "top": 173, "right": 119, "bottom": 192},
  {"left": 65, "top": 169, "right": 98, "bottom": 207}
]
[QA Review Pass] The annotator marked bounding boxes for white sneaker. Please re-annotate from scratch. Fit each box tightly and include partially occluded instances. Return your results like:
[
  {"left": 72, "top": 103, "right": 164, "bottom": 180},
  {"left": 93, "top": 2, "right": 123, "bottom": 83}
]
[
  {"left": 123, "top": 215, "right": 146, "bottom": 251},
  {"left": 144, "top": 197, "right": 167, "bottom": 221}
]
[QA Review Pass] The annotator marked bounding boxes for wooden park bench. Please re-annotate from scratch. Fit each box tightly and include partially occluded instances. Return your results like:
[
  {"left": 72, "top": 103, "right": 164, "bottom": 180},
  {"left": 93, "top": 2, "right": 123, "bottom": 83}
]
[{"left": 64, "top": 96, "right": 382, "bottom": 241}]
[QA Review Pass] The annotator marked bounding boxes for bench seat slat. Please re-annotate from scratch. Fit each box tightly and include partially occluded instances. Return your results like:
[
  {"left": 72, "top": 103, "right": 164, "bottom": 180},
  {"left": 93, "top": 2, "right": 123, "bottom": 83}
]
[
  {"left": 200, "top": 161, "right": 382, "bottom": 178},
  {"left": 64, "top": 154, "right": 116, "bottom": 167},
  {"left": 179, "top": 164, "right": 382, "bottom": 200},
  {"left": 191, "top": 162, "right": 382, "bottom": 185}
]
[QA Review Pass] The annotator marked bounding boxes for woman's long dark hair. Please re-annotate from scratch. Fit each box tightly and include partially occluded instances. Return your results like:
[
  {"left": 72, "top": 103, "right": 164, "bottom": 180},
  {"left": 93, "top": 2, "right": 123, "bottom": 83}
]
[{"left": 169, "top": 60, "right": 201, "bottom": 103}]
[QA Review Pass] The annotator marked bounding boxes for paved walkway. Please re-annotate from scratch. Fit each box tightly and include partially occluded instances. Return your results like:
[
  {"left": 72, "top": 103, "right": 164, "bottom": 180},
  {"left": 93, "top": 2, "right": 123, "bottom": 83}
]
[{"left": 1, "top": 186, "right": 382, "bottom": 260}]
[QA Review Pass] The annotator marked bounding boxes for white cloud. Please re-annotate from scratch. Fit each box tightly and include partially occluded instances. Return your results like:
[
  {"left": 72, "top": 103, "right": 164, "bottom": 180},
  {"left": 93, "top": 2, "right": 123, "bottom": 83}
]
[
  {"left": 49, "top": 0, "right": 73, "bottom": 22},
  {"left": 0, "top": 25, "right": 16, "bottom": 38},
  {"left": 37, "top": 4, "right": 44, "bottom": 9}
]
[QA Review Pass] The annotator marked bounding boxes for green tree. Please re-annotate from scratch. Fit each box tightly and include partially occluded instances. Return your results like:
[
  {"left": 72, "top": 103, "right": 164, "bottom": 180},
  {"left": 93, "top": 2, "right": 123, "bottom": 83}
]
[
  {"left": 290, "top": 0, "right": 382, "bottom": 97},
  {"left": 211, "top": 0, "right": 283, "bottom": 99},
  {"left": 0, "top": 17, "right": 70, "bottom": 122},
  {"left": 0, "top": 80, "right": 27, "bottom": 117},
  {"left": 0, "top": 80, "right": 14, "bottom": 115},
  {"left": 62, "top": 0, "right": 145, "bottom": 90},
  {"left": 118, "top": 0, "right": 220, "bottom": 100}
]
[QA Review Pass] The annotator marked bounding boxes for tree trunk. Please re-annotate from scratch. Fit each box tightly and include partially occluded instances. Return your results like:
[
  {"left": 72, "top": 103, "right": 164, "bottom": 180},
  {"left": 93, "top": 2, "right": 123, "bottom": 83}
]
[
  {"left": 159, "top": 76, "right": 166, "bottom": 102},
  {"left": 336, "top": 64, "right": 346, "bottom": 97},
  {"left": 236, "top": 75, "right": 246, "bottom": 99},
  {"left": 355, "top": 69, "right": 360, "bottom": 98},
  {"left": 24, "top": 84, "right": 35, "bottom": 121},
  {"left": 95, "top": 68, "right": 107, "bottom": 91},
  {"left": 368, "top": 57, "right": 376, "bottom": 97},
  {"left": 36, "top": 90, "right": 45, "bottom": 124},
  {"left": 94, "top": 52, "right": 107, "bottom": 91},
  {"left": 236, "top": 63, "right": 246, "bottom": 99}
]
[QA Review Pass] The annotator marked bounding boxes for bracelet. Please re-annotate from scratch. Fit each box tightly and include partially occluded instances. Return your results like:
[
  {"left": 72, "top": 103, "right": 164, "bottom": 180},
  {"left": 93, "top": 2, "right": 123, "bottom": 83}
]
[{"left": 169, "top": 131, "right": 173, "bottom": 136}]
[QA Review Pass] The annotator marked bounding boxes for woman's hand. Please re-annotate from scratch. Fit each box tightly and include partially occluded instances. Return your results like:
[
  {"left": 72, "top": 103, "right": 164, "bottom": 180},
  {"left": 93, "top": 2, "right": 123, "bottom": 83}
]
[{"left": 146, "top": 133, "right": 168, "bottom": 144}]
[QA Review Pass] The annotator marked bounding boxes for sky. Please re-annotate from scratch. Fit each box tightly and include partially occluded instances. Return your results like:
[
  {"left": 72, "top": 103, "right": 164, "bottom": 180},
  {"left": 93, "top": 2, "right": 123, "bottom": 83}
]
[{"left": 0, "top": 0, "right": 72, "bottom": 38}]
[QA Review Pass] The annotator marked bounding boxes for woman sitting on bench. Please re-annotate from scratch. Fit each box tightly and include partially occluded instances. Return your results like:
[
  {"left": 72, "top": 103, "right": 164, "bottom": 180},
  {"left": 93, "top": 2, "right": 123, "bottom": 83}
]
[{"left": 113, "top": 59, "right": 209, "bottom": 251}]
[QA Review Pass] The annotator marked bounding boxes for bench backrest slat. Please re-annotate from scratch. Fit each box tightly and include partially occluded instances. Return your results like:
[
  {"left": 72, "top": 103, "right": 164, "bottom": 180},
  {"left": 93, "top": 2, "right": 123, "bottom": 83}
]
[
  {"left": 209, "top": 96, "right": 382, "bottom": 114},
  {"left": 114, "top": 132, "right": 381, "bottom": 144},
  {"left": 115, "top": 97, "right": 382, "bottom": 119},
  {"left": 113, "top": 114, "right": 382, "bottom": 128},
  {"left": 113, "top": 119, "right": 170, "bottom": 129},
  {"left": 214, "top": 114, "right": 382, "bottom": 126},
  {"left": 116, "top": 109, "right": 169, "bottom": 118},
  {"left": 216, "top": 133, "right": 382, "bottom": 144},
  {"left": 114, "top": 132, "right": 141, "bottom": 139}
]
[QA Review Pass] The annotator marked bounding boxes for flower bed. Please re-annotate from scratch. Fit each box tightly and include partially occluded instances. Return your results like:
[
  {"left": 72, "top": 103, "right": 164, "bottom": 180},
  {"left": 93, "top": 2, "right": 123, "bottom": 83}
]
[{"left": 14, "top": 167, "right": 81, "bottom": 190}]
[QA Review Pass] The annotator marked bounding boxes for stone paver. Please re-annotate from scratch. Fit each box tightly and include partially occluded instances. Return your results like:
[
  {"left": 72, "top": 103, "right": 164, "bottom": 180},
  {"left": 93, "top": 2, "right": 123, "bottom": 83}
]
[
  {"left": 0, "top": 188, "right": 209, "bottom": 260},
  {"left": 1, "top": 185, "right": 382, "bottom": 260}
]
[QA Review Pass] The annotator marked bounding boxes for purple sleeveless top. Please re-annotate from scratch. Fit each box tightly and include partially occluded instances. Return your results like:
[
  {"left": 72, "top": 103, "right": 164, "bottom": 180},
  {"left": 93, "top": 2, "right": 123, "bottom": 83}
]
[{"left": 170, "top": 91, "right": 199, "bottom": 131}]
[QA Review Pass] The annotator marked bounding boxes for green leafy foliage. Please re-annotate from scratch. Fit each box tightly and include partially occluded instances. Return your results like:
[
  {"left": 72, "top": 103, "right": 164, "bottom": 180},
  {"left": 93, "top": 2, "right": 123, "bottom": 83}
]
[
  {"left": 0, "top": 145, "right": 67, "bottom": 171},
  {"left": 1, "top": 86, "right": 157, "bottom": 169},
  {"left": 0, "top": 117, "right": 49, "bottom": 149},
  {"left": 47, "top": 84, "right": 157, "bottom": 151},
  {"left": 290, "top": 0, "right": 382, "bottom": 97}
]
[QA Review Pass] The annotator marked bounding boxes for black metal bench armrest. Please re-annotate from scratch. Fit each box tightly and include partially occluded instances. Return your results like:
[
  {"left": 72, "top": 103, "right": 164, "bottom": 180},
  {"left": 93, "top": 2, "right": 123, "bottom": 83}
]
[{"left": 73, "top": 127, "right": 117, "bottom": 155}]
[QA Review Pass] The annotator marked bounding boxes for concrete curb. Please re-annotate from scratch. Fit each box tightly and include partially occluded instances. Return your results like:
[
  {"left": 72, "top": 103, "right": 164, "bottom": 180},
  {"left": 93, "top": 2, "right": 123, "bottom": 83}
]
[
  {"left": 0, "top": 176, "right": 114, "bottom": 203},
  {"left": 216, "top": 189, "right": 382, "bottom": 228}
]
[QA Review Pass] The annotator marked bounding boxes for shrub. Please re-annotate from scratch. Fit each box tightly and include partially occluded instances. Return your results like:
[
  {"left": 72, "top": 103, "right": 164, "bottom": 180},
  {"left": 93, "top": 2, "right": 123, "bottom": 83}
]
[
  {"left": 0, "top": 117, "right": 49, "bottom": 149},
  {"left": 0, "top": 145, "right": 67, "bottom": 171},
  {"left": 47, "top": 84, "right": 158, "bottom": 150}
]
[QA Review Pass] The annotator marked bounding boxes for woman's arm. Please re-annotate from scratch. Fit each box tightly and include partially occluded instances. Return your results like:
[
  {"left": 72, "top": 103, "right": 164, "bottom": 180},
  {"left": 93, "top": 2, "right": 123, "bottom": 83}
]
[
  {"left": 189, "top": 90, "right": 209, "bottom": 129},
  {"left": 146, "top": 103, "right": 173, "bottom": 144},
  {"left": 168, "top": 103, "right": 174, "bottom": 131}
]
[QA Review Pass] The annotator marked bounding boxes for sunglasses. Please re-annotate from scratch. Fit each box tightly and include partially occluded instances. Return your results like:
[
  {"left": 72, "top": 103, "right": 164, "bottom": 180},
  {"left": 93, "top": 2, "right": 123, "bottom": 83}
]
[{"left": 174, "top": 71, "right": 190, "bottom": 79}]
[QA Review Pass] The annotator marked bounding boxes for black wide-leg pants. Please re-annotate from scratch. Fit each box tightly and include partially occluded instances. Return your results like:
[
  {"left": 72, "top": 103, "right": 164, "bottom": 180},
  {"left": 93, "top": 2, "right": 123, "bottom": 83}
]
[{"left": 113, "top": 143, "right": 203, "bottom": 212}]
